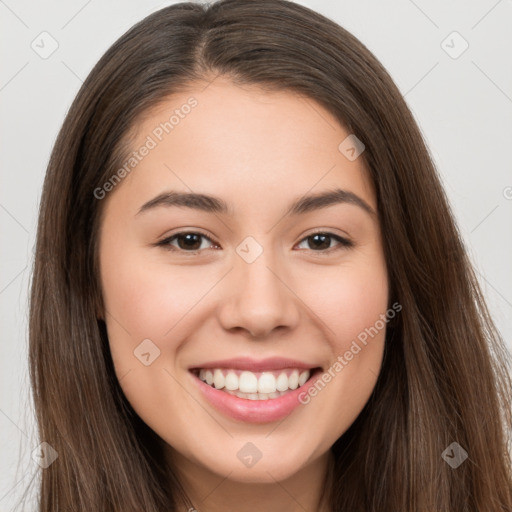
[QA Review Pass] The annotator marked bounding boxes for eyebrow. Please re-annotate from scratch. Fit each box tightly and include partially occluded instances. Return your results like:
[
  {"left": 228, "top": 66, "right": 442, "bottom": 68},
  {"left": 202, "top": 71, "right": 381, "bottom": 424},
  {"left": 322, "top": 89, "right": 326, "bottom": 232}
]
[{"left": 136, "top": 188, "right": 376, "bottom": 218}]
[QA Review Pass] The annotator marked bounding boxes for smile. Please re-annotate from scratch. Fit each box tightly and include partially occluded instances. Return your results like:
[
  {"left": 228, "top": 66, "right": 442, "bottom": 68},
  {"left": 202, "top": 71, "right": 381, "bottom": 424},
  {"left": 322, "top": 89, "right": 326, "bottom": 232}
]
[
  {"left": 188, "top": 358, "right": 323, "bottom": 423},
  {"left": 194, "top": 368, "right": 312, "bottom": 399}
]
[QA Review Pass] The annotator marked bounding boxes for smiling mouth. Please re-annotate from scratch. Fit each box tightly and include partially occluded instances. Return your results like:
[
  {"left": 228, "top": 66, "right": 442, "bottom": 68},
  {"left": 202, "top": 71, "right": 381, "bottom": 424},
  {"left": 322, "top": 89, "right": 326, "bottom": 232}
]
[{"left": 189, "top": 367, "right": 322, "bottom": 400}]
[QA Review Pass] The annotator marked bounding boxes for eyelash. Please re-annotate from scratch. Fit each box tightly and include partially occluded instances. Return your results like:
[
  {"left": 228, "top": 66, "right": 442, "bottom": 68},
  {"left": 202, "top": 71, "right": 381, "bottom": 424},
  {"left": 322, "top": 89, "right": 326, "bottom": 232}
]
[{"left": 155, "top": 230, "right": 354, "bottom": 255}]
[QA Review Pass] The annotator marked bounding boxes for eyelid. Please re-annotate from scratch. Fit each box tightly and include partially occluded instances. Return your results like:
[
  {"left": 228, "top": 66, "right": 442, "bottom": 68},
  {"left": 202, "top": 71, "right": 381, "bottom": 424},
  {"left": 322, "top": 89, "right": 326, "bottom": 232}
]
[
  {"left": 156, "top": 228, "right": 219, "bottom": 247},
  {"left": 155, "top": 228, "right": 354, "bottom": 254},
  {"left": 296, "top": 230, "right": 354, "bottom": 253},
  {"left": 301, "top": 227, "right": 352, "bottom": 242}
]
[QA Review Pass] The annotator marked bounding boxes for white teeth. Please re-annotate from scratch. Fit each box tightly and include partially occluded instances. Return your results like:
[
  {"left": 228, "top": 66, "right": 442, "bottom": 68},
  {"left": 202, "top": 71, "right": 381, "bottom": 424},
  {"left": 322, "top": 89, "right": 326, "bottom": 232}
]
[
  {"left": 288, "top": 370, "right": 299, "bottom": 390},
  {"left": 196, "top": 368, "right": 312, "bottom": 397},
  {"left": 257, "top": 373, "right": 276, "bottom": 394},
  {"left": 224, "top": 372, "right": 238, "bottom": 391},
  {"left": 239, "top": 371, "right": 258, "bottom": 393},
  {"left": 298, "top": 370, "right": 309, "bottom": 386},
  {"left": 213, "top": 369, "right": 225, "bottom": 389},
  {"left": 223, "top": 388, "right": 289, "bottom": 400},
  {"left": 276, "top": 372, "right": 289, "bottom": 392}
]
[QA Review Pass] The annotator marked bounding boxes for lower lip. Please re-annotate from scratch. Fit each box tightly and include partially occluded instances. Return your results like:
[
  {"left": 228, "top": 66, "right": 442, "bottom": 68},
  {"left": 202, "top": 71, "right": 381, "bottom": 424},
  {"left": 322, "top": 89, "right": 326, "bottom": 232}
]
[{"left": 190, "top": 368, "right": 323, "bottom": 423}]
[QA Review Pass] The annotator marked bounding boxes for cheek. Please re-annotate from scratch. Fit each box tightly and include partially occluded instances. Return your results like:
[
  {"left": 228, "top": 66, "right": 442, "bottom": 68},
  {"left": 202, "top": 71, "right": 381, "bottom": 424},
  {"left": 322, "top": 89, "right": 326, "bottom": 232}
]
[
  {"left": 305, "top": 256, "right": 389, "bottom": 349},
  {"left": 295, "top": 254, "right": 388, "bottom": 420},
  {"left": 99, "top": 247, "right": 206, "bottom": 438},
  {"left": 100, "top": 245, "right": 208, "bottom": 341},
  {"left": 99, "top": 238, "right": 178, "bottom": 386}
]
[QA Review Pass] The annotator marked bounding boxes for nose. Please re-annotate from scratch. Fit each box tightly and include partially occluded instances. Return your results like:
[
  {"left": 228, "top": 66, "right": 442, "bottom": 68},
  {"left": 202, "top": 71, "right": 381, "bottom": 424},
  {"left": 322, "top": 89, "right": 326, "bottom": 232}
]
[{"left": 217, "top": 248, "right": 300, "bottom": 339}]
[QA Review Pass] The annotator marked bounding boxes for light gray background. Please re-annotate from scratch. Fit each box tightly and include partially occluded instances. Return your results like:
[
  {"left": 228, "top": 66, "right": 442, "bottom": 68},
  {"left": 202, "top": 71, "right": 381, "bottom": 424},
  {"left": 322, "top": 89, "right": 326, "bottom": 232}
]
[{"left": 1, "top": 0, "right": 511, "bottom": 509}]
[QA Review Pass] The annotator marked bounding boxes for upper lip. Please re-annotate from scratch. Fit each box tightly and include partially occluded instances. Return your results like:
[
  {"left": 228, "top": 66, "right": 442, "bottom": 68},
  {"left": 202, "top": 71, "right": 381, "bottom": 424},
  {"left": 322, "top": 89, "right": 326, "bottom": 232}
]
[{"left": 189, "top": 357, "right": 321, "bottom": 372}]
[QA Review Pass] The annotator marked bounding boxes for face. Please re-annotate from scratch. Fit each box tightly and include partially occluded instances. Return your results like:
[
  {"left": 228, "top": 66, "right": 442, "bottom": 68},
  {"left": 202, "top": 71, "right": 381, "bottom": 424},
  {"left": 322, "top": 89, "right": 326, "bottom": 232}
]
[{"left": 98, "top": 76, "right": 389, "bottom": 484}]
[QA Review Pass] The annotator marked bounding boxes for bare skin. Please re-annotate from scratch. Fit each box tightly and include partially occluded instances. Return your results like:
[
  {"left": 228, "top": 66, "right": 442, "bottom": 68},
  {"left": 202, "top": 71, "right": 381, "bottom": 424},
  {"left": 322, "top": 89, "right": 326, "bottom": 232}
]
[{"left": 98, "top": 76, "right": 389, "bottom": 512}]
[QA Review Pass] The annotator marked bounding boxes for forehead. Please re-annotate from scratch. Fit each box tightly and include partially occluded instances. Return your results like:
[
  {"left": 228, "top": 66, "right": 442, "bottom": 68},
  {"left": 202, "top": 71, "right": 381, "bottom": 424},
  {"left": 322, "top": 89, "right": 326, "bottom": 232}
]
[{"left": 109, "top": 76, "right": 376, "bottom": 216}]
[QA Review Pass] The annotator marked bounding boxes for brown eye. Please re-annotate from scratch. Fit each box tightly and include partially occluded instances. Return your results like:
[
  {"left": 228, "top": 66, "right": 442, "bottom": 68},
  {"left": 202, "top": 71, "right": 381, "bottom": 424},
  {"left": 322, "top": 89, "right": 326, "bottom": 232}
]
[
  {"left": 176, "top": 233, "right": 204, "bottom": 251},
  {"left": 296, "top": 232, "right": 353, "bottom": 253},
  {"left": 156, "top": 230, "right": 353, "bottom": 255},
  {"left": 157, "top": 231, "right": 218, "bottom": 253}
]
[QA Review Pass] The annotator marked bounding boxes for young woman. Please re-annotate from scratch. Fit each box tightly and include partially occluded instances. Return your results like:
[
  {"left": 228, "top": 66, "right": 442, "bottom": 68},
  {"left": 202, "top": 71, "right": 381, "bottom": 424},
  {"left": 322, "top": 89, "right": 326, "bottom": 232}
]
[{"left": 27, "top": 0, "right": 512, "bottom": 510}]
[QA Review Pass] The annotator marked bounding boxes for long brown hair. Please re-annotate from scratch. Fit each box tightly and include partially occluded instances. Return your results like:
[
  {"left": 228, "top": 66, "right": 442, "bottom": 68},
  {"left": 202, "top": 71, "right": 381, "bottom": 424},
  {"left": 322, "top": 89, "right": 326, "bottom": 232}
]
[{"left": 27, "top": 0, "right": 512, "bottom": 510}]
